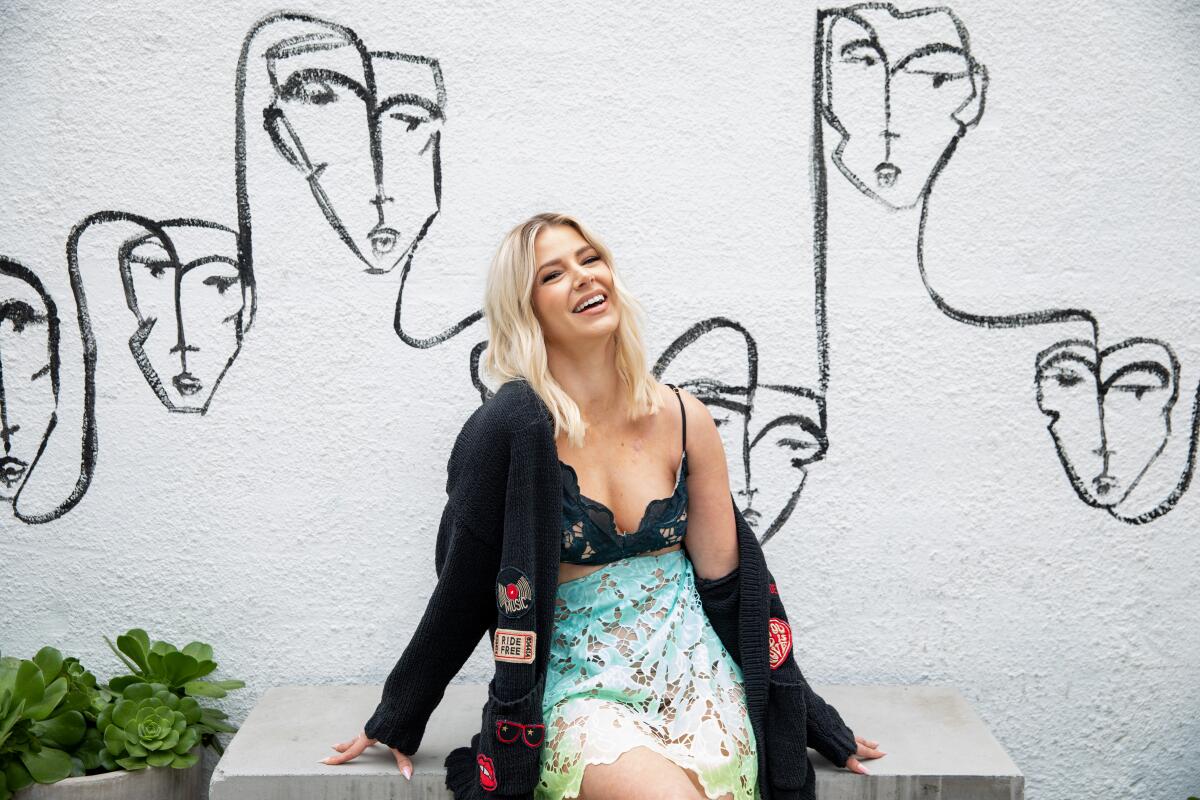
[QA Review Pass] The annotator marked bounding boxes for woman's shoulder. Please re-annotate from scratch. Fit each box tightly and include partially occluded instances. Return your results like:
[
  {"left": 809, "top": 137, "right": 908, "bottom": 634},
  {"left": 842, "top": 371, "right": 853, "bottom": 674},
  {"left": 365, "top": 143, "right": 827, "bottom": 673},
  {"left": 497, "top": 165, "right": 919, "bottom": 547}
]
[{"left": 454, "top": 379, "right": 549, "bottom": 451}]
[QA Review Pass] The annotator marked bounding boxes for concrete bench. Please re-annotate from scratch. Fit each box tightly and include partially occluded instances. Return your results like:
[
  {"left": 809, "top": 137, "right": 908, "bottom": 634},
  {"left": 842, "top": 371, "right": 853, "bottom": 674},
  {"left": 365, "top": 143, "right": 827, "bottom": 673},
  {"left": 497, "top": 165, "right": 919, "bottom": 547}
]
[{"left": 209, "top": 684, "right": 1023, "bottom": 799}]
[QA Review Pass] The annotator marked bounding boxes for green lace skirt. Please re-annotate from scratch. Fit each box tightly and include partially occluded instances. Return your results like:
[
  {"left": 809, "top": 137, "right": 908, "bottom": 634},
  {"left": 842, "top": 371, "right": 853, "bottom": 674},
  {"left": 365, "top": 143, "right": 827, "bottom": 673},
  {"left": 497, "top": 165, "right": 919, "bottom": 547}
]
[{"left": 536, "top": 549, "right": 759, "bottom": 799}]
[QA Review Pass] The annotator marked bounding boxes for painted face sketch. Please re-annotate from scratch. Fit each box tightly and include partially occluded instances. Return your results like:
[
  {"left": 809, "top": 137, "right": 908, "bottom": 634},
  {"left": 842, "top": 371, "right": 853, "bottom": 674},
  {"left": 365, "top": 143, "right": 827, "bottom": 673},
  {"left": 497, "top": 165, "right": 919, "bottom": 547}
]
[
  {"left": 259, "top": 18, "right": 445, "bottom": 276},
  {"left": 0, "top": 260, "right": 59, "bottom": 509},
  {"left": 819, "top": 3, "right": 986, "bottom": 210},
  {"left": 654, "top": 318, "right": 825, "bottom": 544},
  {"left": 813, "top": 7, "right": 1200, "bottom": 523},
  {"left": 118, "top": 221, "right": 244, "bottom": 414},
  {"left": 1037, "top": 338, "right": 1180, "bottom": 514},
  {"left": 748, "top": 385, "right": 828, "bottom": 544}
]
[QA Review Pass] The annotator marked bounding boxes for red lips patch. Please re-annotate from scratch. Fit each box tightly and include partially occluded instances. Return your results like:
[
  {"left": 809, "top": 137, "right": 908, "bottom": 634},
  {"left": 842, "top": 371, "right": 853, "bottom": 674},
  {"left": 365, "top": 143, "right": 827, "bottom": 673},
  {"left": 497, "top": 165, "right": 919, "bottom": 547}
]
[{"left": 477, "top": 753, "right": 497, "bottom": 791}]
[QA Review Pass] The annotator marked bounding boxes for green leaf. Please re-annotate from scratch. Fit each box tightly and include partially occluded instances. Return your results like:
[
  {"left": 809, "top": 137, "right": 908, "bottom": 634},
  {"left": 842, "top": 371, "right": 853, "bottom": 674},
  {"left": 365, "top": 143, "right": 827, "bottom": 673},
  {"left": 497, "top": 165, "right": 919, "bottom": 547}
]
[
  {"left": 31, "top": 649, "right": 62, "bottom": 682},
  {"left": 25, "top": 677, "right": 68, "bottom": 721},
  {"left": 112, "top": 699, "right": 137, "bottom": 728},
  {"left": 145, "top": 750, "right": 174, "bottom": 768},
  {"left": 163, "top": 652, "right": 198, "bottom": 687},
  {"left": 108, "top": 675, "right": 142, "bottom": 694},
  {"left": 112, "top": 631, "right": 150, "bottom": 675},
  {"left": 103, "top": 724, "right": 125, "bottom": 755},
  {"left": 115, "top": 756, "right": 147, "bottom": 770},
  {"left": 171, "top": 750, "right": 199, "bottom": 769},
  {"left": 174, "top": 727, "right": 200, "bottom": 754},
  {"left": 182, "top": 681, "right": 226, "bottom": 699},
  {"left": 13, "top": 661, "right": 45, "bottom": 708},
  {"left": 0, "top": 658, "right": 20, "bottom": 696},
  {"left": 212, "top": 680, "right": 245, "bottom": 691},
  {"left": 122, "top": 683, "right": 153, "bottom": 702},
  {"left": 3, "top": 760, "right": 32, "bottom": 792},
  {"left": 19, "top": 746, "right": 72, "bottom": 784},
  {"left": 181, "top": 642, "right": 214, "bottom": 663},
  {"left": 30, "top": 710, "right": 86, "bottom": 749},
  {"left": 146, "top": 650, "right": 164, "bottom": 680},
  {"left": 0, "top": 693, "right": 26, "bottom": 743}
]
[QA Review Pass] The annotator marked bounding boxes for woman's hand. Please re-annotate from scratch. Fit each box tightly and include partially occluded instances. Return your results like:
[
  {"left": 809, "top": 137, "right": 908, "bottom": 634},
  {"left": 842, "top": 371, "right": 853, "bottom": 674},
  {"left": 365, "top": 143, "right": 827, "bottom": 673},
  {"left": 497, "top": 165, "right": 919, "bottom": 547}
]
[
  {"left": 844, "top": 735, "right": 886, "bottom": 775},
  {"left": 319, "top": 731, "right": 413, "bottom": 780}
]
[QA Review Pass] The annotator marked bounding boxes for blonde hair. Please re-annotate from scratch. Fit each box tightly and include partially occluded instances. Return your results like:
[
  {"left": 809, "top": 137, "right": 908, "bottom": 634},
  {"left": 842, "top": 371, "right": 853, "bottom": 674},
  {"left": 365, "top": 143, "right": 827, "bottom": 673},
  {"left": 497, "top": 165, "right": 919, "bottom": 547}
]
[{"left": 483, "top": 212, "right": 663, "bottom": 447}]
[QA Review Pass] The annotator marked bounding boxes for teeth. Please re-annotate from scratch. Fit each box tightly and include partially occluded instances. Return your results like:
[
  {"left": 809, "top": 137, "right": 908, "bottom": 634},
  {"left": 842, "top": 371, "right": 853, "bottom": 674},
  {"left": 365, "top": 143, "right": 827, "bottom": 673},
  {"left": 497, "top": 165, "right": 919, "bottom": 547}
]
[{"left": 574, "top": 294, "right": 606, "bottom": 313}]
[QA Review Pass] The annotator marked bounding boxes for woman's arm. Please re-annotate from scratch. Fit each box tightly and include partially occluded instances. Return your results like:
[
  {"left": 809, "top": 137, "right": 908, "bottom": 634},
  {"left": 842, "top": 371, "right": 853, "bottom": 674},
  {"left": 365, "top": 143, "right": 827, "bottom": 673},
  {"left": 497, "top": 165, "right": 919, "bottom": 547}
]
[
  {"left": 677, "top": 388, "right": 740, "bottom": 581},
  {"left": 362, "top": 506, "right": 501, "bottom": 753}
]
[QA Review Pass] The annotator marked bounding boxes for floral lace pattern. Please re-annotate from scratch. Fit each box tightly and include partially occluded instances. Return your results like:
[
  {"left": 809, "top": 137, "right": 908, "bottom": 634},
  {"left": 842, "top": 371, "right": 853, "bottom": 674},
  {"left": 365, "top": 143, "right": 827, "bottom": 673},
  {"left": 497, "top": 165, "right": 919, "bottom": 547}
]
[
  {"left": 559, "top": 456, "right": 689, "bottom": 565},
  {"left": 536, "top": 549, "right": 759, "bottom": 800}
]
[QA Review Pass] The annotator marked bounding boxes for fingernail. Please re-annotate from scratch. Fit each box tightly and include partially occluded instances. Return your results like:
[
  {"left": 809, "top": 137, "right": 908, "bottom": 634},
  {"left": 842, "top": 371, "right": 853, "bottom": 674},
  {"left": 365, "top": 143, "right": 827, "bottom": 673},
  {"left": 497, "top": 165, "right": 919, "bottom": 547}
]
[
  {"left": 317, "top": 759, "right": 329, "bottom": 764},
  {"left": 402, "top": 765, "right": 412, "bottom": 780}
]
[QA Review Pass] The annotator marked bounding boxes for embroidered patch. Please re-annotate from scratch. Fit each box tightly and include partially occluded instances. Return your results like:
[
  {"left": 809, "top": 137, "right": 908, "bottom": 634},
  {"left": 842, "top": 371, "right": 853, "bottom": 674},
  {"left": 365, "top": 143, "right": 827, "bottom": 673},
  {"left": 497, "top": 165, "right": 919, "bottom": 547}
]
[
  {"left": 493, "top": 628, "right": 536, "bottom": 664},
  {"left": 477, "top": 753, "right": 497, "bottom": 791},
  {"left": 768, "top": 617, "right": 792, "bottom": 670},
  {"left": 769, "top": 583, "right": 778, "bottom": 595},
  {"left": 496, "top": 718, "right": 545, "bottom": 748},
  {"left": 495, "top": 567, "right": 533, "bottom": 619}
]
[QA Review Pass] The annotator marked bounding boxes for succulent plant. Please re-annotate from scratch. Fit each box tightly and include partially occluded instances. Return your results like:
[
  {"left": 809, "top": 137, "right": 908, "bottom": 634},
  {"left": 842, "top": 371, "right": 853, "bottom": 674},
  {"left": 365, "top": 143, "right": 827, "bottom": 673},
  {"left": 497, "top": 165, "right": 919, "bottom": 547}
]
[
  {"left": 97, "top": 683, "right": 201, "bottom": 770},
  {"left": 0, "top": 649, "right": 87, "bottom": 800},
  {"left": 0, "top": 630, "right": 243, "bottom": 796},
  {"left": 103, "top": 629, "right": 243, "bottom": 754}
]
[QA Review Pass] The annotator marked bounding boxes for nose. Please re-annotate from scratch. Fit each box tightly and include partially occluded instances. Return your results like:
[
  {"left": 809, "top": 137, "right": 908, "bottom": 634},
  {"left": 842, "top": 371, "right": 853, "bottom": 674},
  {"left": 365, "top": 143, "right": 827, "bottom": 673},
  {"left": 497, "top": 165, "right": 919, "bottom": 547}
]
[{"left": 0, "top": 422, "right": 19, "bottom": 452}]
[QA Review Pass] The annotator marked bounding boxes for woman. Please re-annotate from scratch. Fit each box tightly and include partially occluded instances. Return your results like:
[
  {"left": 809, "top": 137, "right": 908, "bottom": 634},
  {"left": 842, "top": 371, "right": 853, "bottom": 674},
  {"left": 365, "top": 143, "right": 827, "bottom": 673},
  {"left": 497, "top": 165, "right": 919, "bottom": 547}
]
[{"left": 323, "top": 213, "right": 883, "bottom": 798}]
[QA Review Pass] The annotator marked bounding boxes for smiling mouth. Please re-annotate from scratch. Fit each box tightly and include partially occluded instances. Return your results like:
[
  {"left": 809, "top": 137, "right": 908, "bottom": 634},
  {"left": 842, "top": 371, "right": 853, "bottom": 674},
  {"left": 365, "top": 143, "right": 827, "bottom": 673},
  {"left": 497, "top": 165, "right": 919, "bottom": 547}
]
[
  {"left": 367, "top": 225, "right": 400, "bottom": 257},
  {"left": 875, "top": 162, "right": 901, "bottom": 188},
  {"left": 573, "top": 294, "right": 608, "bottom": 314},
  {"left": 0, "top": 456, "right": 28, "bottom": 488},
  {"left": 173, "top": 372, "right": 203, "bottom": 396}
]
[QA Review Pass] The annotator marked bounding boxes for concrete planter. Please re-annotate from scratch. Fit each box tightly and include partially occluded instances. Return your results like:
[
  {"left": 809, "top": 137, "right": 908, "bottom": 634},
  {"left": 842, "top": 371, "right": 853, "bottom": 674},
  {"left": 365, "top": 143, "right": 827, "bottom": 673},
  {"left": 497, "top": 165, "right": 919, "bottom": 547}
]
[{"left": 15, "top": 750, "right": 205, "bottom": 800}]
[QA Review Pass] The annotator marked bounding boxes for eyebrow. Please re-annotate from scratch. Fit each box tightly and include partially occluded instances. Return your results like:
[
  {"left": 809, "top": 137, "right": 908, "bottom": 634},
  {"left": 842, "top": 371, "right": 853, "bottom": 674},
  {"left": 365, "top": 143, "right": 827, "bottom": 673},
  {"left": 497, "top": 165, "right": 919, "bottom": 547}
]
[
  {"left": 839, "top": 38, "right": 882, "bottom": 57},
  {"left": 537, "top": 245, "right": 597, "bottom": 272},
  {"left": 0, "top": 299, "right": 48, "bottom": 326},
  {"left": 895, "top": 43, "right": 969, "bottom": 71},
  {"left": 1037, "top": 351, "right": 1096, "bottom": 372},
  {"left": 264, "top": 31, "right": 353, "bottom": 61}
]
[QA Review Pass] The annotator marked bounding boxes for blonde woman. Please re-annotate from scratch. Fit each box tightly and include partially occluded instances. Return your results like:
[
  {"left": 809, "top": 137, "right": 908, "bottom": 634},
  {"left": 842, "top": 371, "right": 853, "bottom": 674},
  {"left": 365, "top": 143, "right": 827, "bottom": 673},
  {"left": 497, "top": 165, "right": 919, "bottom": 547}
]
[{"left": 325, "top": 213, "right": 882, "bottom": 799}]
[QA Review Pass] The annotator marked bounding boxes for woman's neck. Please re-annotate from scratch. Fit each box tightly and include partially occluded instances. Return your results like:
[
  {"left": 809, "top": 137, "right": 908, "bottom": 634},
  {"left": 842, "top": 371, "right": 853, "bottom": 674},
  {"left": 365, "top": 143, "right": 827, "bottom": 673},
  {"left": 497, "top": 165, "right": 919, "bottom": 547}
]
[{"left": 546, "top": 336, "right": 625, "bottom": 423}]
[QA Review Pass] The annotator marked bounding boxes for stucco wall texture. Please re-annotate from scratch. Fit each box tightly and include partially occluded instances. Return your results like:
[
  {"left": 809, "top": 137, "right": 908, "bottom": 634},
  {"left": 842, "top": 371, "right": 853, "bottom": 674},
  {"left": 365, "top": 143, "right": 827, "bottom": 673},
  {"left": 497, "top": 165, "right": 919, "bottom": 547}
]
[{"left": 1, "top": 2, "right": 1197, "bottom": 798}]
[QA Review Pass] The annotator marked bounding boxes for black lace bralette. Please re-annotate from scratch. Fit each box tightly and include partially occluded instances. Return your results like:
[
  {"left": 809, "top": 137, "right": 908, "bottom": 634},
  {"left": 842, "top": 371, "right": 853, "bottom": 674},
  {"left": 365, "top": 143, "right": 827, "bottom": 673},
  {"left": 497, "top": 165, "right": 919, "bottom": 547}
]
[{"left": 560, "top": 385, "right": 689, "bottom": 565}]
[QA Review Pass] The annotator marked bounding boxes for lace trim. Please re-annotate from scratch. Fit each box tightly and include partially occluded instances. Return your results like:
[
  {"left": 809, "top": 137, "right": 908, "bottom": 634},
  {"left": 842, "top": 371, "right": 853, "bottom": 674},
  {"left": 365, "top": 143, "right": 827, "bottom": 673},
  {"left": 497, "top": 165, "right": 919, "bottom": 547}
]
[{"left": 560, "top": 457, "right": 689, "bottom": 564}]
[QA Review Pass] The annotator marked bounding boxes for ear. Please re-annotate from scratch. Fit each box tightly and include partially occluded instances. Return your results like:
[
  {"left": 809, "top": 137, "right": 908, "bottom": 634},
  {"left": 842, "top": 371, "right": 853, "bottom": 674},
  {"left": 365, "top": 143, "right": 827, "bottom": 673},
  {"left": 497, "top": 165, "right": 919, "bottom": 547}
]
[
  {"left": 262, "top": 105, "right": 310, "bottom": 173},
  {"left": 952, "top": 62, "right": 988, "bottom": 129}
]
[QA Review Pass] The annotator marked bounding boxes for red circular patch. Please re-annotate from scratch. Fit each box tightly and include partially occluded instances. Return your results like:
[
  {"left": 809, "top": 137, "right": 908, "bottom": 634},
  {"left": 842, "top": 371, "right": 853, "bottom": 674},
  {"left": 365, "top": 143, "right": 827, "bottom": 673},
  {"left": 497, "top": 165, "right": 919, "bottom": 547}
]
[
  {"left": 506, "top": 583, "right": 519, "bottom": 600},
  {"left": 477, "top": 753, "right": 497, "bottom": 791},
  {"left": 768, "top": 617, "right": 792, "bottom": 670}
]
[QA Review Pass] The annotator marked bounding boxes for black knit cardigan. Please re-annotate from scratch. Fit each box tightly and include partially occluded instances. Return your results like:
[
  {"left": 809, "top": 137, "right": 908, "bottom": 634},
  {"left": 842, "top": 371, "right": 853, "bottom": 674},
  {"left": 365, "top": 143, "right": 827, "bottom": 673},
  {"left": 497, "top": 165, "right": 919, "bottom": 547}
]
[{"left": 364, "top": 379, "right": 857, "bottom": 799}]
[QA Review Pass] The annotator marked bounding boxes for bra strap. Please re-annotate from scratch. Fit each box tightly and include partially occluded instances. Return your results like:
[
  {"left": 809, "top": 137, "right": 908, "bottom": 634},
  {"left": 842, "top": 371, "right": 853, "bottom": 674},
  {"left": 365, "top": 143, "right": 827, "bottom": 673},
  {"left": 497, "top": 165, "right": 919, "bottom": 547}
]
[{"left": 667, "top": 383, "right": 687, "bottom": 455}]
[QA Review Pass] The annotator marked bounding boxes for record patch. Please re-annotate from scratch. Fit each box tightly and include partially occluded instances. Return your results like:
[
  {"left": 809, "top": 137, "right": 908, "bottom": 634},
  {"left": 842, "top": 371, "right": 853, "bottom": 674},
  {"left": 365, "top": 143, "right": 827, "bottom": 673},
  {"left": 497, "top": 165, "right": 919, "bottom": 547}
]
[
  {"left": 493, "top": 628, "right": 536, "bottom": 664},
  {"left": 768, "top": 617, "right": 792, "bottom": 670},
  {"left": 495, "top": 567, "right": 533, "bottom": 618}
]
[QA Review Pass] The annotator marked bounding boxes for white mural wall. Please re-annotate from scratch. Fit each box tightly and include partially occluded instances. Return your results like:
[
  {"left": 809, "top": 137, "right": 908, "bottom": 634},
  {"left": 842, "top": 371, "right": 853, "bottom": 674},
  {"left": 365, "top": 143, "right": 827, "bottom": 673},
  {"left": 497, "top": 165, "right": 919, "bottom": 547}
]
[{"left": 1, "top": 2, "right": 1197, "bottom": 798}]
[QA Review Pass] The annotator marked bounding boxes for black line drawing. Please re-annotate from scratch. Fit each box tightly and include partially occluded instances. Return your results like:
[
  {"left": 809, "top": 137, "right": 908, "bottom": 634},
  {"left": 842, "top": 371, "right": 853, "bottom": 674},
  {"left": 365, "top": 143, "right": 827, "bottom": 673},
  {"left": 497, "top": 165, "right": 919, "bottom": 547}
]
[
  {"left": 1036, "top": 338, "right": 1189, "bottom": 521},
  {"left": 653, "top": 318, "right": 827, "bottom": 545},
  {"left": 814, "top": 3, "right": 1198, "bottom": 523},
  {"left": 236, "top": 13, "right": 482, "bottom": 348},
  {"left": 70, "top": 212, "right": 250, "bottom": 416},
  {"left": 0, "top": 257, "right": 94, "bottom": 524}
]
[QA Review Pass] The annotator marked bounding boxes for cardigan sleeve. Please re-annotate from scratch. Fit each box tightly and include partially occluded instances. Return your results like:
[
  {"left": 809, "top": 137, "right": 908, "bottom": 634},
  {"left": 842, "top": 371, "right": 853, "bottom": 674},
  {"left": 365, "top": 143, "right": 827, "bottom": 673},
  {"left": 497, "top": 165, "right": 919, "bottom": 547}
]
[{"left": 362, "top": 506, "right": 501, "bottom": 753}]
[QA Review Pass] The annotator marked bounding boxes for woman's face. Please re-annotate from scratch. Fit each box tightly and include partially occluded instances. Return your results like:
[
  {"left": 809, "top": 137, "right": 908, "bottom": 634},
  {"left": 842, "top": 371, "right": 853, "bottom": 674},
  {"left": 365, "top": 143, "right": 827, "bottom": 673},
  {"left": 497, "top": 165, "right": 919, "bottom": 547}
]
[
  {"left": 0, "top": 273, "right": 57, "bottom": 501},
  {"left": 530, "top": 225, "right": 620, "bottom": 348}
]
